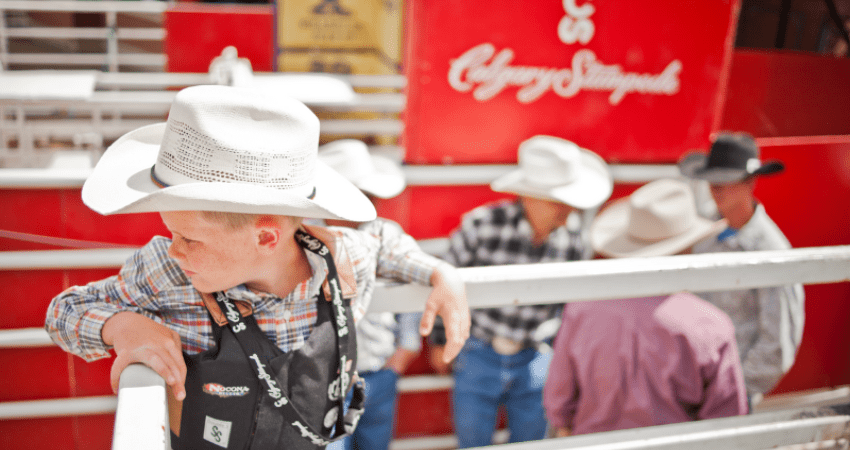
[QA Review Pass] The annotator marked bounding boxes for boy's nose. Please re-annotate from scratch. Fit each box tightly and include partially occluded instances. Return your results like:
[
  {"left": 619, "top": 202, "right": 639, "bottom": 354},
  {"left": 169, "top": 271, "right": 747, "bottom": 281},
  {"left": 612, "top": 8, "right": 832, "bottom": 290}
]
[{"left": 167, "top": 240, "right": 184, "bottom": 261}]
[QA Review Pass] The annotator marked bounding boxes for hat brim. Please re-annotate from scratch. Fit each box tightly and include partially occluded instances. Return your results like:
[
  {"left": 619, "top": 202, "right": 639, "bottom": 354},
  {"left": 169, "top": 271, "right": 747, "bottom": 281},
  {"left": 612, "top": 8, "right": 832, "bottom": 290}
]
[
  {"left": 82, "top": 123, "right": 377, "bottom": 221},
  {"left": 355, "top": 154, "right": 406, "bottom": 199},
  {"left": 590, "top": 197, "right": 727, "bottom": 258},
  {"left": 490, "top": 149, "right": 613, "bottom": 209},
  {"left": 678, "top": 153, "right": 785, "bottom": 184}
]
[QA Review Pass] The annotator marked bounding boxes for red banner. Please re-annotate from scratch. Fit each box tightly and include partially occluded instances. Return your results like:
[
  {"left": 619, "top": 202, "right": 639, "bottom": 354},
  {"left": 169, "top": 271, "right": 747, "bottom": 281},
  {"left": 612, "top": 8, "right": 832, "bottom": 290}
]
[{"left": 404, "top": 0, "right": 741, "bottom": 164}]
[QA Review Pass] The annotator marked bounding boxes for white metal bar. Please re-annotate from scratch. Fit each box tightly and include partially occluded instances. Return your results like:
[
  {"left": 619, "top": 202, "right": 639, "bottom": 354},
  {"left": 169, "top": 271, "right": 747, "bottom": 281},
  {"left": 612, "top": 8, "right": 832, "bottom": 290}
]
[
  {"left": 4, "top": 53, "right": 165, "bottom": 66},
  {"left": 0, "top": 248, "right": 136, "bottom": 269},
  {"left": 112, "top": 364, "right": 169, "bottom": 450},
  {"left": 483, "top": 409, "right": 850, "bottom": 450},
  {"left": 0, "top": 1, "right": 169, "bottom": 13},
  {"left": 757, "top": 387, "right": 850, "bottom": 413},
  {"left": 397, "top": 374, "right": 453, "bottom": 393},
  {"left": 0, "top": 395, "right": 117, "bottom": 420},
  {"left": 320, "top": 119, "right": 404, "bottom": 135},
  {"left": 0, "top": 327, "right": 54, "bottom": 348},
  {"left": 0, "top": 246, "right": 847, "bottom": 312},
  {"left": 4, "top": 27, "right": 164, "bottom": 41},
  {"left": 369, "top": 245, "right": 850, "bottom": 313},
  {"left": 96, "top": 72, "right": 210, "bottom": 88}
]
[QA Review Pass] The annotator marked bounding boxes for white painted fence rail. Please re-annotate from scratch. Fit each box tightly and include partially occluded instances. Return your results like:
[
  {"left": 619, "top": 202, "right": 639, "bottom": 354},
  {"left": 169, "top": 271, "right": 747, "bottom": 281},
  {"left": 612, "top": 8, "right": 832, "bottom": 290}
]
[
  {"left": 112, "top": 364, "right": 169, "bottom": 450},
  {"left": 473, "top": 407, "right": 850, "bottom": 450},
  {"left": 1, "top": 245, "right": 848, "bottom": 448}
]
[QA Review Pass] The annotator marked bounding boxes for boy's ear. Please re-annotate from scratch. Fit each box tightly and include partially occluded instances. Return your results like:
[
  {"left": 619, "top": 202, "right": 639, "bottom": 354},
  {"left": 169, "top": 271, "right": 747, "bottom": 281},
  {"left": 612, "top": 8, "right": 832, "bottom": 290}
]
[
  {"left": 257, "top": 228, "right": 279, "bottom": 249},
  {"left": 254, "top": 216, "right": 283, "bottom": 250}
]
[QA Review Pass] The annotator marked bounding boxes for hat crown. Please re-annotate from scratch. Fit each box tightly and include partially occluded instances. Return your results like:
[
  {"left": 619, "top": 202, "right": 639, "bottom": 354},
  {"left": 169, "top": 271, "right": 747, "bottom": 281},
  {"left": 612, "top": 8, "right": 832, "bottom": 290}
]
[
  {"left": 518, "top": 136, "right": 580, "bottom": 188},
  {"left": 626, "top": 179, "right": 697, "bottom": 241},
  {"left": 153, "top": 86, "right": 319, "bottom": 195},
  {"left": 706, "top": 132, "right": 759, "bottom": 170},
  {"left": 318, "top": 139, "right": 374, "bottom": 183}
]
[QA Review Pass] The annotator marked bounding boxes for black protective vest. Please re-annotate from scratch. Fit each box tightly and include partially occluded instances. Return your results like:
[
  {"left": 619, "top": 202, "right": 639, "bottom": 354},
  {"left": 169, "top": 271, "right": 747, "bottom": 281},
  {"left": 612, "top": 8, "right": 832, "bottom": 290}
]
[{"left": 170, "top": 229, "right": 364, "bottom": 449}]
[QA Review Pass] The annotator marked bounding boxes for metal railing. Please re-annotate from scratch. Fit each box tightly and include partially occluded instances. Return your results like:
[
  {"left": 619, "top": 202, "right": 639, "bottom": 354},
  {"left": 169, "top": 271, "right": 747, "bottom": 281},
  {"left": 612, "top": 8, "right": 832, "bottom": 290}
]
[
  {"left": 1, "top": 245, "right": 849, "bottom": 449},
  {"left": 0, "top": 1, "right": 170, "bottom": 72}
]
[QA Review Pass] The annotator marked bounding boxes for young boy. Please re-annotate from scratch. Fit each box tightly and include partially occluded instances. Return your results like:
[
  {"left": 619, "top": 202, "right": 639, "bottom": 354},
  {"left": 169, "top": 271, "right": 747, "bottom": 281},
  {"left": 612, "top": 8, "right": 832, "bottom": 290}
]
[{"left": 44, "top": 85, "right": 470, "bottom": 449}]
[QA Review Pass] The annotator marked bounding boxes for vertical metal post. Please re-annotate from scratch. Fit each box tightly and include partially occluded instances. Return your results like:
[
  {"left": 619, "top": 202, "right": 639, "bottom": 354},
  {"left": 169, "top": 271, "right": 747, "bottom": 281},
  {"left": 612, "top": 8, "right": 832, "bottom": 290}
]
[
  {"left": 106, "top": 10, "right": 118, "bottom": 72},
  {"left": 0, "top": 8, "right": 9, "bottom": 70}
]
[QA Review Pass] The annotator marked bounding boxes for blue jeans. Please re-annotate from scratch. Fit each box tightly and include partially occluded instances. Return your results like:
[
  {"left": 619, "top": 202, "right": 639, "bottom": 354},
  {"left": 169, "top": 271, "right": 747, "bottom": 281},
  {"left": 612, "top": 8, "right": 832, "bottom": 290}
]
[
  {"left": 452, "top": 336, "right": 551, "bottom": 448},
  {"left": 327, "top": 369, "right": 399, "bottom": 450}
]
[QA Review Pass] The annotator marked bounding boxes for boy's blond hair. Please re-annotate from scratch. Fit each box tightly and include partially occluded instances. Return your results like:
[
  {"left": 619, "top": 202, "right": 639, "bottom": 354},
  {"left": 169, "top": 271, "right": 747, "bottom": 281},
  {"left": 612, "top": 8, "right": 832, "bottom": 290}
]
[{"left": 200, "top": 211, "right": 302, "bottom": 230}]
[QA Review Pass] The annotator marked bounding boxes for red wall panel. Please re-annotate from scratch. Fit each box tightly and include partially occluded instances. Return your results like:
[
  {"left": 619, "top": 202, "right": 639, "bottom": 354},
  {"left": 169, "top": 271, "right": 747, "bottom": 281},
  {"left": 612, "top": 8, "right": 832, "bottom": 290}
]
[
  {"left": 721, "top": 51, "right": 850, "bottom": 138},
  {"left": 404, "top": 0, "right": 740, "bottom": 164},
  {"left": 164, "top": 3, "right": 274, "bottom": 73}
]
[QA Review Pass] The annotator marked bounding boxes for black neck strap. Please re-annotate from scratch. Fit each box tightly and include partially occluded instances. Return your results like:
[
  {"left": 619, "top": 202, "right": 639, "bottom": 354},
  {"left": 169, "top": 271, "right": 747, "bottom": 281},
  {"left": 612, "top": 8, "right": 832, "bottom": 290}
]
[{"left": 212, "top": 229, "right": 362, "bottom": 445}]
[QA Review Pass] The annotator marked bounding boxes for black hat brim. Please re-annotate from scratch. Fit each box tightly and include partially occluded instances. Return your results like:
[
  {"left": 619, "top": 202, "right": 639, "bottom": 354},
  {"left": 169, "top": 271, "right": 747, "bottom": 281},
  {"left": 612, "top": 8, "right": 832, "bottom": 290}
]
[{"left": 678, "top": 153, "right": 785, "bottom": 184}]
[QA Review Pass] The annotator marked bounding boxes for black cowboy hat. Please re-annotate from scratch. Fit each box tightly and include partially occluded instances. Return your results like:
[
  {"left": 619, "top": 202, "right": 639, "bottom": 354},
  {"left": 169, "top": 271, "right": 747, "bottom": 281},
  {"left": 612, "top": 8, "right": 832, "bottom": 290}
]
[{"left": 678, "top": 132, "right": 785, "bottom": 184}]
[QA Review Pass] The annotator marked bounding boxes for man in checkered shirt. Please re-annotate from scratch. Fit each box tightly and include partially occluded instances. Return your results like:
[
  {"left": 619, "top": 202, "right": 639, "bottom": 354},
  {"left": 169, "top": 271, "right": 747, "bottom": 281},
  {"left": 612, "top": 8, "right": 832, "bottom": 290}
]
[{"left": 431, "top": 135, "right": 613, "bottom": 448}]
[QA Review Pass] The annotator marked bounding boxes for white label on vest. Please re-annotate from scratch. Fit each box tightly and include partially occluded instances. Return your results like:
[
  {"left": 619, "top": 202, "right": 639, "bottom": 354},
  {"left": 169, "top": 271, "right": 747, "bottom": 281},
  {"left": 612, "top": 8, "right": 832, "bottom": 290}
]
[{"left": 203, "top": 416, "right": 232, "bottom": 448}]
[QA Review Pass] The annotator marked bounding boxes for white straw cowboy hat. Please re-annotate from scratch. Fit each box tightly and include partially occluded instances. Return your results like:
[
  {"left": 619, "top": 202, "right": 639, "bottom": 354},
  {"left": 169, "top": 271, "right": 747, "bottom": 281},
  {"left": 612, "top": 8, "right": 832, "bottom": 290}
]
[
  {"left": 591, "top": 179, "right": 727, "bottom": 258},
  {"left": 82, "top": 85, "right": 376, "bottom": 221},
  {"left": 678, "top": 132, "right": 785, "bottom": 184},
  {"left": 318, "top": 139, "right": 405, "bottom": 199},
  {"left": 490, "top": 135, "right": 613, "bottom": 209}
]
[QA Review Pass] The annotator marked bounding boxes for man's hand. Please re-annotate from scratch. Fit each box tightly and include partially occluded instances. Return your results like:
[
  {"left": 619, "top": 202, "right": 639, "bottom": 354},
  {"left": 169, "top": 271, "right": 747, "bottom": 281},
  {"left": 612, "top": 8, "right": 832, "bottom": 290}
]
[
  {"left": 419, "top": 265, "right": 470, "bottom": 364},
  {"left": 554, "top": 426, "right": 572, "bottom": 438},
  {"left": 428, "top": 345, "right": 452, "bottom": 374},
  {"left": 102, "top": 311, "right": 187, "bottom": 401}
]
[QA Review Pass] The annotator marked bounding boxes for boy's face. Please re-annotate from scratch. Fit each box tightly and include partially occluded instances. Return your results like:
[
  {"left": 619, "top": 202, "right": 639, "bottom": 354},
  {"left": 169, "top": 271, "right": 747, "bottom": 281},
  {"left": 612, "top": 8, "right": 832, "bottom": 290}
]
[{"left": 160, "top": 210, "right": 259, "bottom": 293}]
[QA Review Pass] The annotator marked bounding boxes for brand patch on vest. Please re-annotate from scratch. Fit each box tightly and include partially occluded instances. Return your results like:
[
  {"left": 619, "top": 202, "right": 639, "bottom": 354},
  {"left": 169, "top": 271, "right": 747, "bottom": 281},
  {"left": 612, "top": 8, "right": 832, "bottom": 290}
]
[
  {"left": 203, "top": 416, "right": 232, "bottom": 448},
  {"left": 202, "top": 383, "right": 250, "bottom": 398}
]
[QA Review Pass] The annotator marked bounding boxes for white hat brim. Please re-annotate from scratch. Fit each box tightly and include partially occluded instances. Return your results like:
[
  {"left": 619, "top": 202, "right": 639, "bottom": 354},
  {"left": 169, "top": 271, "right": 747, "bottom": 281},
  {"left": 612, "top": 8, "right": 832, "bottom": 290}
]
[
  {"left": 490, "top": 149, "right": 613, "bottom": 209},
  {"left": 590, "top": 197, "right": 727, "bottom": 258},
  {"left": 355, "top": 154, "right": 406, "bottom": 199},
  {"left": 82, "top": 123, "right": 376, "bottom": 221}
]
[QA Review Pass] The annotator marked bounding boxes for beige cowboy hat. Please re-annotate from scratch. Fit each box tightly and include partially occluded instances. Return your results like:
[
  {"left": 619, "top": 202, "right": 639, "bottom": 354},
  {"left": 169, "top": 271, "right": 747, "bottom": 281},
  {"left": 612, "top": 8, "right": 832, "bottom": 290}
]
[
  {"left": 591, "top": 179, "right": 727, "bottom": 258},
  {"left": 490, "top": 135, "right": 613, "bottom": 209},
  {"left": 81, "top": 85, "right": 376, "bottom": 221},
  {"left": 318, "top": 139, "right": 405, "bottom": 199}
]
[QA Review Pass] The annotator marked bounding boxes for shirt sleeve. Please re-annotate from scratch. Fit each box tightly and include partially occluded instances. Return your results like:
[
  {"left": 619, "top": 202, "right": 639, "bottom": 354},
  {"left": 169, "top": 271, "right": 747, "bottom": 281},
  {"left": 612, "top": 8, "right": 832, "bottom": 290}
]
[
  {"left": 740, "top": 284, "right": 804, "bottom": 395},
  {"left": 366, "top": 218, "right": 442, "bottom": 286},
  {"left": 542, "top": 306, "right": 578, "bottom": 429},
  {"left": 44, "top": 237, "right": 182, "bottom": 361},
  {"left": 698, "top": 329, "right": 749, "bottom": 419}
]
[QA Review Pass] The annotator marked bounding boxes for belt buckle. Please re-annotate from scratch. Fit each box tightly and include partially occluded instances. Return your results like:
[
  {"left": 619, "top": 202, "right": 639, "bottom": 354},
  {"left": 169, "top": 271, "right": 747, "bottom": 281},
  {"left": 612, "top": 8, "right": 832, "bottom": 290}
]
[{"left": 491, "top": 336, "right": 524, "bottom": 355}]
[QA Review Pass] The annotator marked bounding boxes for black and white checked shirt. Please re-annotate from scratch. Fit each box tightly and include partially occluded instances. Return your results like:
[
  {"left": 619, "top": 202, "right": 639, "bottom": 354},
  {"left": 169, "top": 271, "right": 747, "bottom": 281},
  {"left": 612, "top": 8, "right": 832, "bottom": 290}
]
[{"left": 442, "top": 199, "right": 589, "bottom": 348}]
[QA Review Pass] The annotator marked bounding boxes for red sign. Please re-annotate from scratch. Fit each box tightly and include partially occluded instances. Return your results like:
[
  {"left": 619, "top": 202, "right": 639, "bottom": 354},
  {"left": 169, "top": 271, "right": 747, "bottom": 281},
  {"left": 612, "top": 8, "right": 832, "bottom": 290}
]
[{"left": 404, "top": 0, "right": 741, "bottom": 164}]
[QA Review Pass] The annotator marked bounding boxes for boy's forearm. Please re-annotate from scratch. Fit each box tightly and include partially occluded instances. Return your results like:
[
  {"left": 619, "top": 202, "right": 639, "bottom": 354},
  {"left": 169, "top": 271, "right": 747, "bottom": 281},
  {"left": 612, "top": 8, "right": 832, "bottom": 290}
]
[{"left": 45, "top": 289, "right": 123, "bottom": 361}]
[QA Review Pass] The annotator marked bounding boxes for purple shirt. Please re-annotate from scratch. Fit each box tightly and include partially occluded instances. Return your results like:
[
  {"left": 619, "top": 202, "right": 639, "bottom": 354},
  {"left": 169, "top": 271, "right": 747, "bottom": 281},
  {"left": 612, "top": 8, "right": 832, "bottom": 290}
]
[{"left": 543, "top": 293, "right": 747, "bottom": 434}]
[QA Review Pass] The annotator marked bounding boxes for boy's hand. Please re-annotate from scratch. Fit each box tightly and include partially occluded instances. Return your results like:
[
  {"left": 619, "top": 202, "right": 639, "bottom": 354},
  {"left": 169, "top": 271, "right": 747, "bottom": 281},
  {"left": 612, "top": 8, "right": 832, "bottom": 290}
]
[
  {"left": 102, "top": 311, "right": 187, "bottom": 401},
  {"left": 420, "top": 265, "right": 470, "bottom": 363}
]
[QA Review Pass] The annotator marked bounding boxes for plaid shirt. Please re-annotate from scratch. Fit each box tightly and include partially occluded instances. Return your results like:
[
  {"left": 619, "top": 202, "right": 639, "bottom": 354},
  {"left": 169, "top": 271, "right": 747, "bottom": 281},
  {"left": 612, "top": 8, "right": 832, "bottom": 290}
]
[
  {"left": 443, "top": 199, "right": 589, "bottom": 348},
  {"left": 45, "top": 225, "right": 440, "bottom": 361}
]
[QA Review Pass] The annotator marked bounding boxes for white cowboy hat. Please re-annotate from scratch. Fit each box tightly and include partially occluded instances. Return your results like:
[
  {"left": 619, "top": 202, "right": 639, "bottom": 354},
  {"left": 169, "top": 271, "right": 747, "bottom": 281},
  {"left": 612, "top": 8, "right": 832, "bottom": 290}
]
[
  {"left": 81, "top": 85, "right": 376, "bottom": 221},
  {"left": 590, "top": 179, "right": 727, "bottom": 258},
  {"left": 490, "top": 135, "right": 613, "bottom": 209},
  {"left": 318, "top": 139, "right": 405, "bottom": 199}
]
